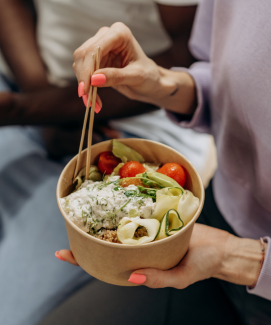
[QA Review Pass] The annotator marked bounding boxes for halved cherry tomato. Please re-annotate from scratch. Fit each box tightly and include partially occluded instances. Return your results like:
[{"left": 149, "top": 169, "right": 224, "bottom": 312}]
[
  {"left": 157, "top": 163, "right": 186, "bottom": 187},
  {"left": 119, "top": 161, "right": 146, "bottom": 178},
  {"left": 98, "top": 151, "right": 121, "bottom": 175}
]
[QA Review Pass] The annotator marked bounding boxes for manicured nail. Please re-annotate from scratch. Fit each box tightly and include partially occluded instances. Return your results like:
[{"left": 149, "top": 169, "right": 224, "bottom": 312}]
[
  {"left": 94, "top": 101, "right": 101, "bottom": 113},
  {"left": 83, "top": 94, "right": 101, "bottom": 113},
  {"left": 91, "top": 74, "right": 106, "bottom": 86},
  {"left": 78, "top": 82, "right": 85, "bottom": 97},
  {"left": 55, "top": 251, "right": 66, "bottom": 262},
  {"left": 128, "top": 273, "right": 146, "bottom": 284},
  {"left": 83, "top": 94, "right": 89, "bottom": 107}
]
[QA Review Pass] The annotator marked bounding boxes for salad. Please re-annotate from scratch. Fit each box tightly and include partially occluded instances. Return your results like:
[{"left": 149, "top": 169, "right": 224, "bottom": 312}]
[{"left": 60, "top": 140, "right": 199, "bottom": 245}]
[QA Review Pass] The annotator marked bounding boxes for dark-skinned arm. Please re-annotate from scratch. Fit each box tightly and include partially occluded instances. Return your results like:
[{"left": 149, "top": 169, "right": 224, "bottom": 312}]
[
  {"left": 153, "top": 4, "right": 197, "bottom": 68},
  {"left": 0, "top": 0, "right": 48, "bottom": 91},
  {"left": 0, "top": 1, "right": 197, "bottom": 126},
  {"left": 0, "top": 1, "right": 197, "bottom": 158},
  {"left": 0, "top": 0, "right": 156, "bottom": 125},
  {"left": 0, "top": 85, "right": 156, "bottom": 126}
]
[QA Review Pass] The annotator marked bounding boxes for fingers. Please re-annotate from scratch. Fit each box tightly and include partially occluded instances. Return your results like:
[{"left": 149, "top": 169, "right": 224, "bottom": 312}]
[
  {"left": 128, "top": 265, "right": 191, "bottom": 289},
  {"left": 55, "top": 250, "right": 79, "bottom": 266},
  {"left": 90, "top": 64, "right": 145, "bottom": 89},
  {"left": 82, "top": 93, "right": 103, "bottom": 113},
  {"left": 73, "top": 22, "right": 137, "bottom": 94},
  {"left": 73, "top": 26, "right": 109, "bottom": 83}
]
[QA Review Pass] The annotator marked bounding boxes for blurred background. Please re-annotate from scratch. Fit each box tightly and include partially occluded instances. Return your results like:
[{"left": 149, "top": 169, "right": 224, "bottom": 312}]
[{"left": 0, "top": 1, "right": 216, "bottom": 324}]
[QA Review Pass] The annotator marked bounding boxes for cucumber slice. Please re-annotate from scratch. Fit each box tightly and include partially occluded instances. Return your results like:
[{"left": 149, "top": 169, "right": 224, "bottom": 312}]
[
  {"left": 156, "top": 209, "right": 184, "bottom": 240},
  {"left": 137, "top": 172, "right": 184, "bottom": 191},
  {"left": 177, "top": 190, "right": 199, "bottom": 225},
  {"left": 151, "top": 187, "right": 183, "bottom": 221}
]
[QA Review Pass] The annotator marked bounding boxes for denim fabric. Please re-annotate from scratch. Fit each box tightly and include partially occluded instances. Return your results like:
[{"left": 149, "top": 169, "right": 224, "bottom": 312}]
[{"left": 0, "top": 77, "right": 92, "bottom": 325}]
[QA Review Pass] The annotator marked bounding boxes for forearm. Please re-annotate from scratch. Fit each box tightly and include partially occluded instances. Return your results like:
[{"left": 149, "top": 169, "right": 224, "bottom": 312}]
[
  {"left": 0, "top": 84, "right": 157, "bottom": 126},
  {"left": 0, "top": 0, "right": 48, "bottom": 91},
  {"left": 0, "top": 86, "right": 85, "bottom": 126},
  {"left": 214, "top": 235, "right": 268, "bottom": 286}
]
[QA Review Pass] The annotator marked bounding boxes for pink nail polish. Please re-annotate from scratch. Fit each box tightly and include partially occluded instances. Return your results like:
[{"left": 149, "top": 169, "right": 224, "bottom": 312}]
[
  {"left": 83, "top": 95, "right": 101, "bottom": 113},
  {"left": 91, "top": 74, "right": 106, "bottom": 86},
  {"left": 128, "top": 273, "right": 146, "bottom": 285},
  {"left": 94, "top": 101, "right": 101, "bottom": 113},
  {"left": 78, "top": 82, "right": 85, "bottom": 97},
  {"left": 55, "top": 251, "right": 66, "bottom": 262},
  {"left": 83, "top": 94, "right": 92, "bottom": 107}
]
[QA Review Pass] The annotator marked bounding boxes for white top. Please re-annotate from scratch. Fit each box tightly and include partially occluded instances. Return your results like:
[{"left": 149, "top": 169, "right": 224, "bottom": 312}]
[
  {"left": 0, "top": 0, "right": 199, "bottom": 82},
  {"left": 32, "top": 0, "right": 199, "bottom": 86}
]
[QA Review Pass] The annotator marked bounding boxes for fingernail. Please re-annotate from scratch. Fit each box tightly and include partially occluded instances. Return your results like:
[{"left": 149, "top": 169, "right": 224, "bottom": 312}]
[
  {"left": 91, "top": 74, "right": 106, "bottom": 86},
  {"left": 55, "top": 251, "right": 66, "bottom": 262},
  {"left": 83, "top": 94, "right": 101, "bottom": 113},
  {"left": 128, "top": 273, "right": 146, "bottom": 284},
  {"left": 83, "top": 94, "right": 89, "bottom": 107},
  {"left": 94, "top": 101, "right": 101, "bottom": 113},
  {"left": 78, "top": 82, "right": 85, "bottom": 97}
]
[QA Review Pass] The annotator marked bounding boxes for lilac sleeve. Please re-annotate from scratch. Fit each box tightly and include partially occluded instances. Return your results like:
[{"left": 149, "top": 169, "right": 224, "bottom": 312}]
[
  {"left": 166, "top": 61, "right": 212, "bottom": 133},
  {"left": 165, "top": 0, "right": 214, "bottom": 132},
  {"left": 167, "top": 0, "right": 271, "bottom": 301},
  {"left": 247, "top": 238, "right": 271, "bottom": 300}
]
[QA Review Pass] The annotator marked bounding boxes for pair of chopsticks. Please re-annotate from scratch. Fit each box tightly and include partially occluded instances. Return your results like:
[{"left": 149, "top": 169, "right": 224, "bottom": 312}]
[{"left": 73, "top": 47, "right": 101, "bottom": 181}]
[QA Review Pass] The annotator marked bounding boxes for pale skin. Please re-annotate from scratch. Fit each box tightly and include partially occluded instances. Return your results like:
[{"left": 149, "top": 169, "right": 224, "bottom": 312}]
[{"left": 58, "top": 23, "right": 268, "bottom": 288}]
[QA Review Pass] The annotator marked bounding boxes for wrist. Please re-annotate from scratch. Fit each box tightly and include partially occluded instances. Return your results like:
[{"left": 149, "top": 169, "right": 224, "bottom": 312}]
[
  {"left": 214, "top": 235, "right": 264, "bottom": 286},
  {"left": 156, "top": 67, "right": 197, "bottom": 114}
]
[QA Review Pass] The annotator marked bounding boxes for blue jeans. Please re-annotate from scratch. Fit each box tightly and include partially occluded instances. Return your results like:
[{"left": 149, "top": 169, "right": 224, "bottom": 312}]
[{"left": 0, "top": 76, "right": 92, "bottom": 325}]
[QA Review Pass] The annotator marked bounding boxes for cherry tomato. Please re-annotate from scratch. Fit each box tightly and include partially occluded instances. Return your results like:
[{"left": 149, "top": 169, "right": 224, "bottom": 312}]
[
  {"left": 119, "top": 161, "right": 146, "bottom": 178},
  {"left": 98, "top": 151, "right": 121, "bottom": 175},
  {"left": 157, "top": 163, "right": 186, "bottom": 187}
]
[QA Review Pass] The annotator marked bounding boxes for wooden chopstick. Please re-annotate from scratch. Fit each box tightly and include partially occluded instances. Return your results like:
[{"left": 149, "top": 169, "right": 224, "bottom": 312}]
[
  {"left": 73, "top": 52, "right": 96, "bottom": 181},
  {"left": 85, "top": 46, "right": 101, "bottom": 180}
]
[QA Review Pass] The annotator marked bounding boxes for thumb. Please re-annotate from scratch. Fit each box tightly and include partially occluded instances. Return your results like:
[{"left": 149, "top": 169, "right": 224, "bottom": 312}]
[
  {"left": 128, "top": 266, "right": 190, "bottom": 289},
  {"left": 91, "top": 65, "right": 142, "bottom": 88}
]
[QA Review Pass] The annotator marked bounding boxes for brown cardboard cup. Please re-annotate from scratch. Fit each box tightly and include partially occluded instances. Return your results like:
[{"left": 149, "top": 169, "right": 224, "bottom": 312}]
[{"left": 56, "top": 139, "right": 204, "bottom": 286}]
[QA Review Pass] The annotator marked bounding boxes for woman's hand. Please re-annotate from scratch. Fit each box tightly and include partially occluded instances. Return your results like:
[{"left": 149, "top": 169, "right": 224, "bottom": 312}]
[
  {"left": 73, "top": 22, "right": 197, "bottom": 114},
  {"left": 73, "top": 23, "right": 163, "bottom": 103},
  {"left": 129, "top": 224, "right": 263, "bottom": 288},
  {"left": 56, "top": 224, "right": 264, "bottom": 288}
]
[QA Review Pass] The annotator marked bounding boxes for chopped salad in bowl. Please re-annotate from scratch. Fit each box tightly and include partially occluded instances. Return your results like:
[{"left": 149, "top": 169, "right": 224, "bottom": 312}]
[{"left": 60, "top": 140, "right": 199, "bottom": 245}]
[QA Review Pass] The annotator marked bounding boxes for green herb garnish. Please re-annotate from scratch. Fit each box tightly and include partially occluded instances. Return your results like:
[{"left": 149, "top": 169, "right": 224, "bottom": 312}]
[{"left": 124, "top": 190, "right": 137, "bottom": 197}]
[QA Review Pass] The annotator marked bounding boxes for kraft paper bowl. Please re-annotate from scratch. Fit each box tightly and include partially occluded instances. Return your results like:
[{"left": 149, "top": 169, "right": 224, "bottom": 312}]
[{"left": 56, "top": 138, "right": 204, "bottom": 286}]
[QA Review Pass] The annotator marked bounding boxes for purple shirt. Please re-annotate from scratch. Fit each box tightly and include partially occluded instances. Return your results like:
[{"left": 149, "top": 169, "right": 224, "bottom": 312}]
[{"left": 168, "top": 0, "right": 271, "bottom": 300}]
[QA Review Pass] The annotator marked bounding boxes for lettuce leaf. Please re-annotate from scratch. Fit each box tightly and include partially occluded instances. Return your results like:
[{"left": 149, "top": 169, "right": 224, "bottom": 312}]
[{"left": 112, "top": 140, "right": 145, "bottom": 163}]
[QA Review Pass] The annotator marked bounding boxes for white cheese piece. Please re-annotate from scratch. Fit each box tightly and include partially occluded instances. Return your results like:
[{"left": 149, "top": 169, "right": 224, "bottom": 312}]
[{"left": 60, "top": 180, "right": 156, "bottom": 233}]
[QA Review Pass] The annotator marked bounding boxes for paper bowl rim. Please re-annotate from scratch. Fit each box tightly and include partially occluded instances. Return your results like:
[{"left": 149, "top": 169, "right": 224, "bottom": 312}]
[{"left": 56, "top": 138, "right": 205, "bottom": 249}]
